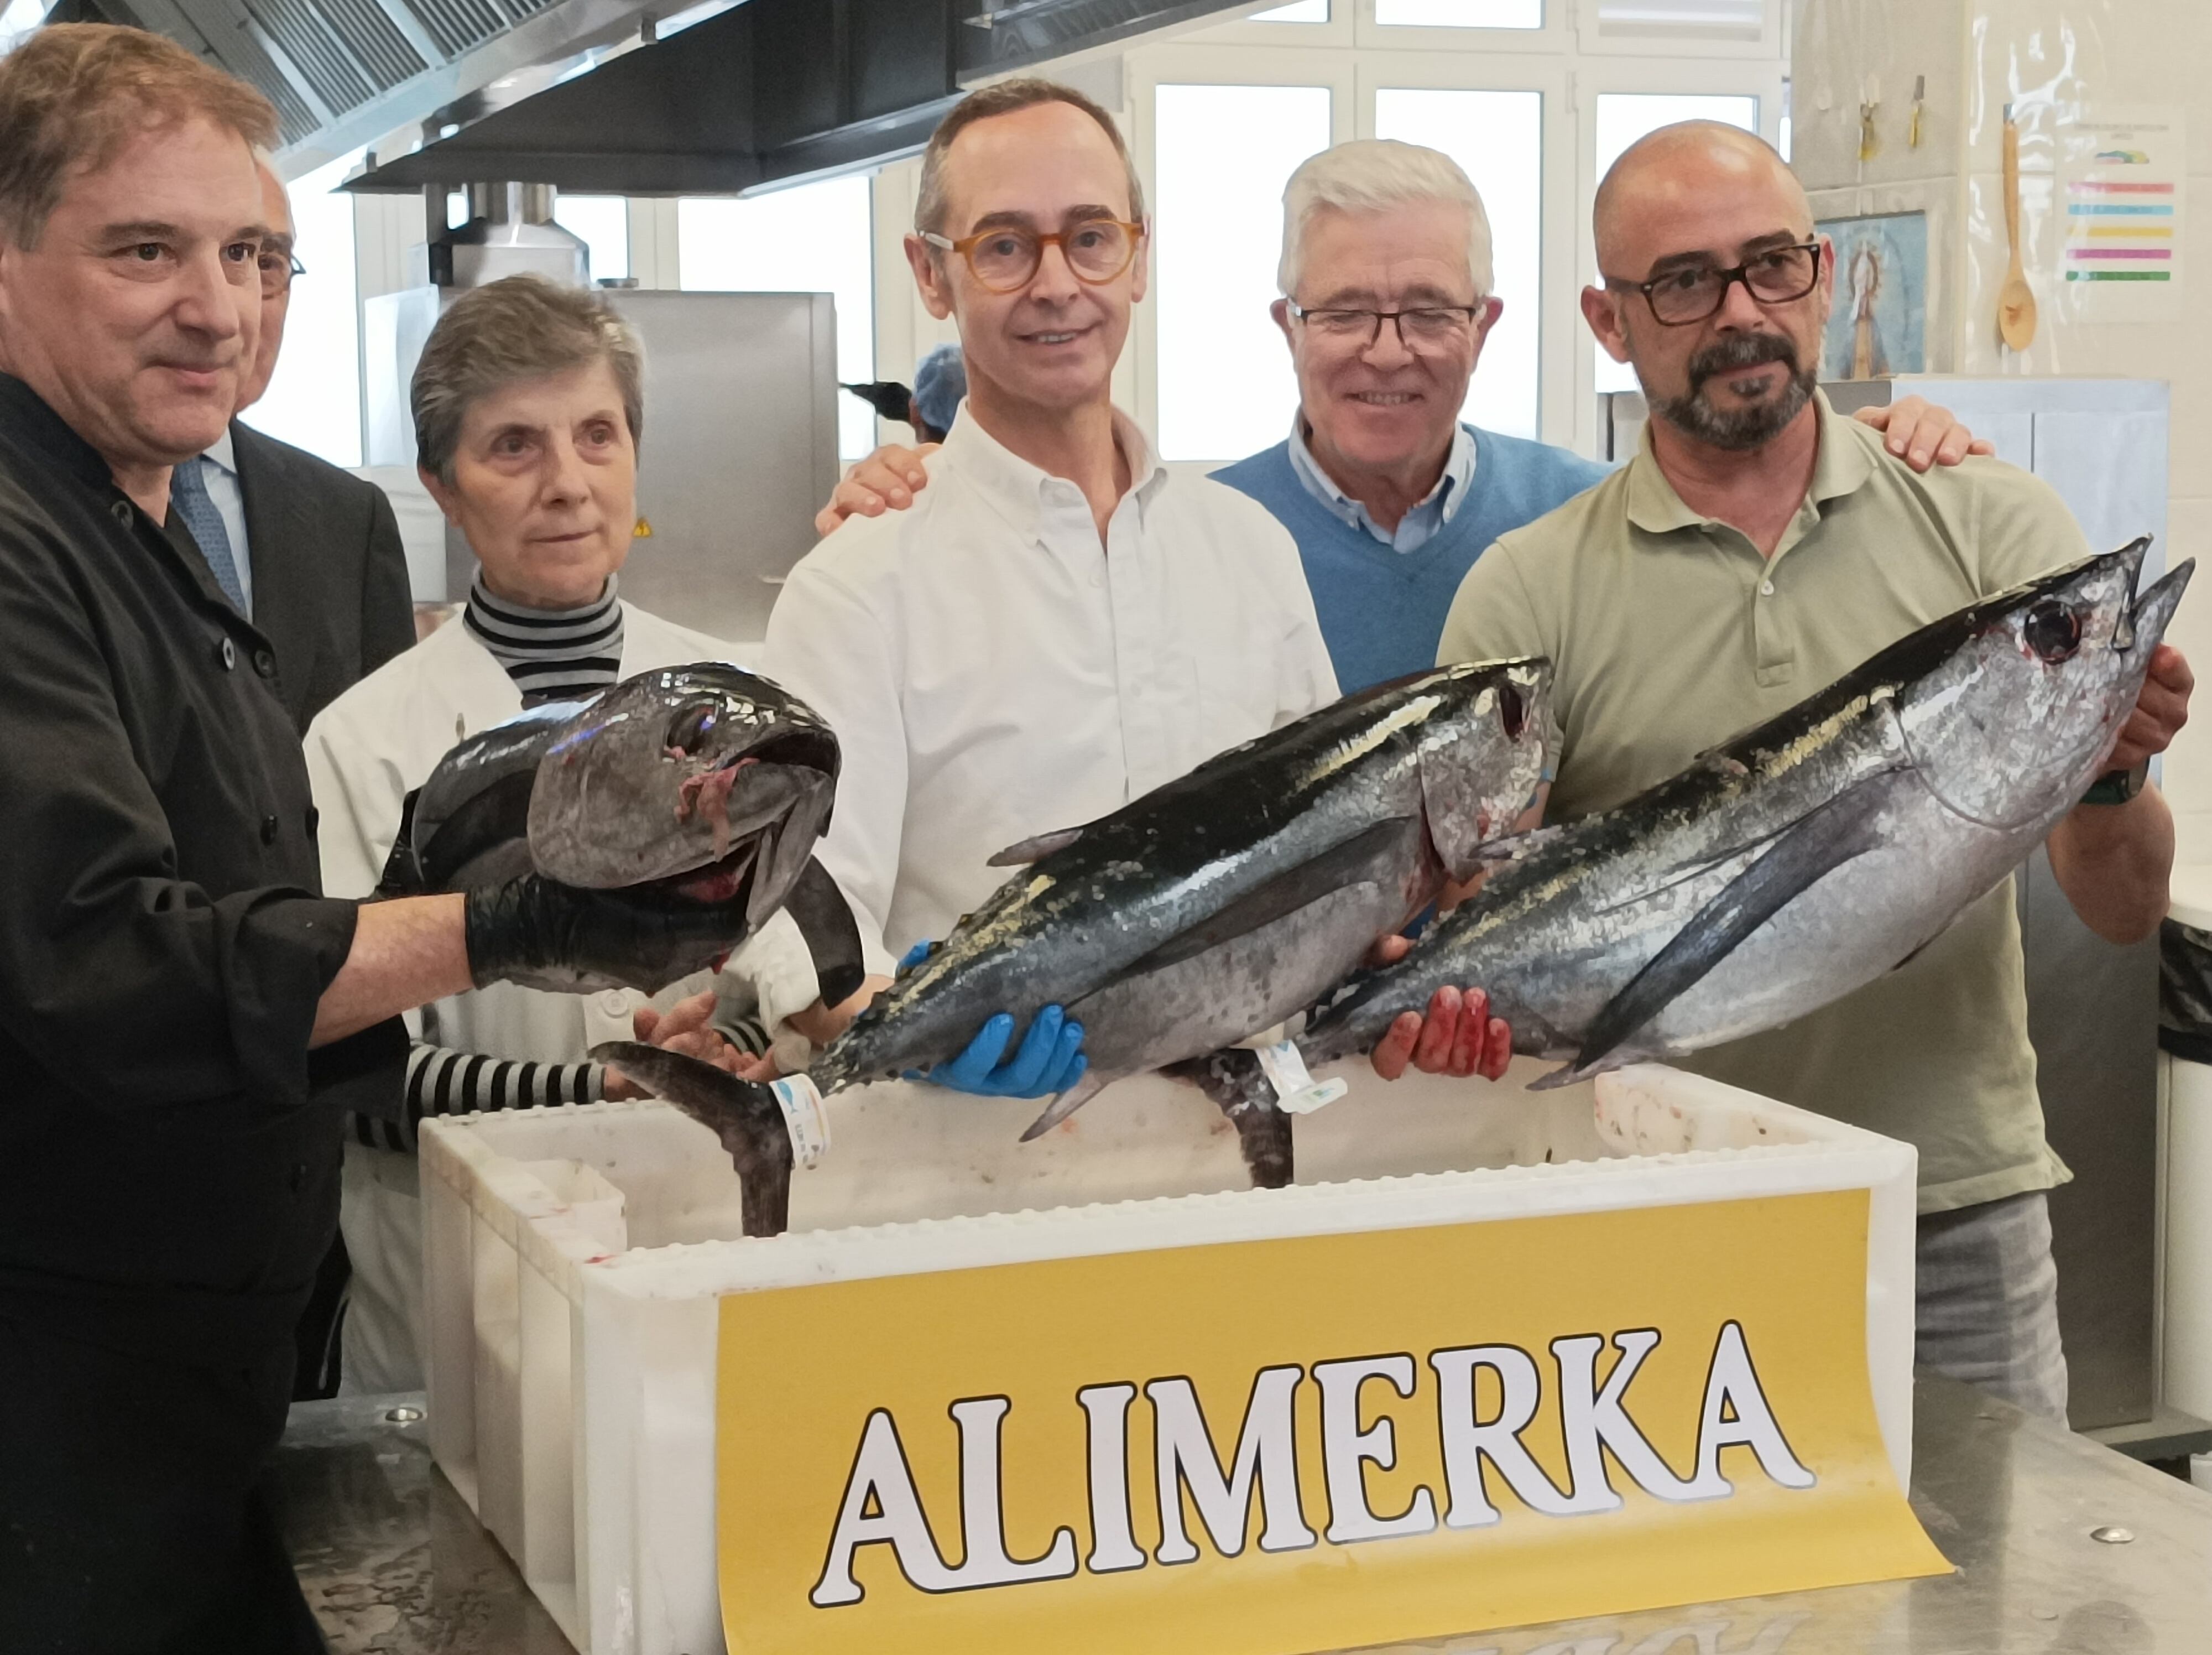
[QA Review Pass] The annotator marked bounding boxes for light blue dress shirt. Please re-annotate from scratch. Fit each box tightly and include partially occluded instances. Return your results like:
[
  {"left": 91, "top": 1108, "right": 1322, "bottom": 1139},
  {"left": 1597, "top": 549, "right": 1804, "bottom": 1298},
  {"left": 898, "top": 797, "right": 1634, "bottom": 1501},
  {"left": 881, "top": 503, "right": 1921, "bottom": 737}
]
[
  {"left": 192, "top": 428, "right": 254, "bottom": 618},
  {"left": 1284, "top": 415, "right": 1478, "bottom": 555}
]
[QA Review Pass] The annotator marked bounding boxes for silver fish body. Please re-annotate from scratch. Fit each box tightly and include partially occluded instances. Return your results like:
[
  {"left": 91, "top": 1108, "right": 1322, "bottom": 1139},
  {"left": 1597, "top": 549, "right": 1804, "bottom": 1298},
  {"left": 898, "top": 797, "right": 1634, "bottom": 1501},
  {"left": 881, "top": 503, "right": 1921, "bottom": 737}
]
[
  {"left": 1302, "top": 541, "right": 2191, "bottom": 1088},
  {"left": 594, "top": 657, "right": 1551, "bottom": 1228},
  {"left": 823, "top": 658, "right": 1552, "bottom": 1125}
]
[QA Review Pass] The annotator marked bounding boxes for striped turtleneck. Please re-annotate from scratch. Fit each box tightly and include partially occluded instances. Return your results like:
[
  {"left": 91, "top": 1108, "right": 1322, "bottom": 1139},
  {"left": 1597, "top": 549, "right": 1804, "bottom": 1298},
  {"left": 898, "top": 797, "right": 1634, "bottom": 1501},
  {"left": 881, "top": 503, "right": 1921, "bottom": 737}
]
[{"left": 464, "top": 572, "right": 626, "bottom": 705}]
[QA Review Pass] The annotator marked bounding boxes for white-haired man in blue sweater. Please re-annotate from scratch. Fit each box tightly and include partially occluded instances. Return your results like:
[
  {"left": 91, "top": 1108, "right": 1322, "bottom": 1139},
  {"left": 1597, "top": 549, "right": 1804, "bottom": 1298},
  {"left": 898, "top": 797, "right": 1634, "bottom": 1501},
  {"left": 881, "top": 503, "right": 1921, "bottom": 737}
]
[{"left": 819, "top": 138, "right": 1984, "bottom": 696}]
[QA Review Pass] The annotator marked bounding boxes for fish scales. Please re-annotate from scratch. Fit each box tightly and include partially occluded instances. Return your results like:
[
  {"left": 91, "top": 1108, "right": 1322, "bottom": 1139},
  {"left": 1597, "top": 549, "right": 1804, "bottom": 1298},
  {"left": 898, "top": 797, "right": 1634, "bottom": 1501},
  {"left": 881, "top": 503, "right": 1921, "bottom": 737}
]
[
  {"left": 818, "top": 662, "right": 1548, "bottom": 1092},
  {"left": 1302, "top": 541, "right": 2192, "bottom": 1088},
  {"left": 596, "top": 658, "right": 1552, "bottom": 1230}
]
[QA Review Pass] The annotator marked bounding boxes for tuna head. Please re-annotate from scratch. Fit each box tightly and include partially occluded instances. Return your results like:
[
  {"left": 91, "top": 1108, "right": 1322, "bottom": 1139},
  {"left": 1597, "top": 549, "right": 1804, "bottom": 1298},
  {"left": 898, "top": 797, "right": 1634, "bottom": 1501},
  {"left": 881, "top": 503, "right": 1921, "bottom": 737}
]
[
  {"left": 526, "top": 664, "right": 841, "bottom": 927},
  {"left": 1413, "top": 657, "right": 1553, "bottom": 881},
  {"left": 1895, "top": 538, "right": 2193, "bottom": 831}
]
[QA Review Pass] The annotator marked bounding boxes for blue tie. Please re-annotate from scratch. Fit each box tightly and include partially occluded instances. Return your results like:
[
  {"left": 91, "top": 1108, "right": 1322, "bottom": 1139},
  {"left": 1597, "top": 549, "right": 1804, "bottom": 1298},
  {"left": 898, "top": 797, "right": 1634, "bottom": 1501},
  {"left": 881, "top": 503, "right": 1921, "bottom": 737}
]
[{"left": 171, "top": 456, "right": 248, "bottom": 615}]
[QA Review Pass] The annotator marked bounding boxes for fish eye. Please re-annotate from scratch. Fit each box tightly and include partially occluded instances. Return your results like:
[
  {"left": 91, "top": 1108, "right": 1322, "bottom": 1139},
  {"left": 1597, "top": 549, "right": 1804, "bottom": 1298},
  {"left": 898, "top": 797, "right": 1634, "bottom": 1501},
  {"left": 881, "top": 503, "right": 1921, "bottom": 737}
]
[
  {"left": 665, "top": 700, "right": 719, "bottom": 755},
  {"left": 1496, "top": 682, "right": 1526, "bottom": 741},
  {"left": 2023, "top": 599, "right": 2083, "bottom": 664}
]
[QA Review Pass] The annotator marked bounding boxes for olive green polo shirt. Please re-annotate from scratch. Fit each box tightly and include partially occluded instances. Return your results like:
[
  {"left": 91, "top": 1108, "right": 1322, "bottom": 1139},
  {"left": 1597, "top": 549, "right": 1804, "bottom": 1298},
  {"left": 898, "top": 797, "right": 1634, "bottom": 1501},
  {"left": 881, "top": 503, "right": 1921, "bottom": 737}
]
[{"left": 1438, "top": 392, "right": 2093, "bottom": 1214}]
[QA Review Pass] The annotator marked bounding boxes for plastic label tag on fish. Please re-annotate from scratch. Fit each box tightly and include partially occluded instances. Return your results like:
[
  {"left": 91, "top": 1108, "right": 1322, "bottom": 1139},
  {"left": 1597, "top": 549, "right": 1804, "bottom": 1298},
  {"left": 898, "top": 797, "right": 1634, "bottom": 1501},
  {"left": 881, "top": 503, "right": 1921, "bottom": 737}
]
[
  {"left": 1253, "top": 1039, "right": 1348, "bottom": 1116},
  {"left": 766, "top": 1074, "right": 831, "bottom": 1168}
]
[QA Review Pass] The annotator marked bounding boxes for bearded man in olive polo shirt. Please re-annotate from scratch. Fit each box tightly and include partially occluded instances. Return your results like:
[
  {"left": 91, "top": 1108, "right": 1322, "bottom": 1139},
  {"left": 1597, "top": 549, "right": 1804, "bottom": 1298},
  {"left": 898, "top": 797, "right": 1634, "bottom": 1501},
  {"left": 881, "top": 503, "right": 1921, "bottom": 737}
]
[{"left": 1433, "top": 122, "right": 2193, "bottom": 1422}]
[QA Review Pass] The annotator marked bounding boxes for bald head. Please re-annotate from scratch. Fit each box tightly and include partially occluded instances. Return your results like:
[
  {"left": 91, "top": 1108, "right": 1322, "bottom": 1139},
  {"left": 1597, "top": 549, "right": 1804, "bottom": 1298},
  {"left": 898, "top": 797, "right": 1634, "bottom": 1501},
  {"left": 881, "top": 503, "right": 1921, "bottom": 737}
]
[
  {"left": 1593, "top": 121, "right": 1808, "bottom": 275},
  {"left": 1581, "top": 120, "right": 1829, "bottom": 455}
]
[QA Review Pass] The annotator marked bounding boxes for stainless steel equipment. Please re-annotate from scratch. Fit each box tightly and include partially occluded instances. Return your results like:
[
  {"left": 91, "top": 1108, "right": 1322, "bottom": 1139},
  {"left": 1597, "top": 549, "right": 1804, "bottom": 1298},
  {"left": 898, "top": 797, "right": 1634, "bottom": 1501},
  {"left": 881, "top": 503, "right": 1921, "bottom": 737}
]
[
  {"left": 362, "top": 200, "right": 838, "bottom": 641},
  {"left": 270, "top": 1378, "right": 2212, "bottom": 1654}
]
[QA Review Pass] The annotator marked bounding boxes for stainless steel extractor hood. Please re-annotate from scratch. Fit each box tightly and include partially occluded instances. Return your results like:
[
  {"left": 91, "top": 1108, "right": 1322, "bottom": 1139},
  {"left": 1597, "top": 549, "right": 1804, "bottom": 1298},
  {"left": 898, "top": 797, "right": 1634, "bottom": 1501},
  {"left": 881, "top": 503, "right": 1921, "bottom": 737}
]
[{"left": 40, "top": 0, "right": 1253, "bottom": 189}]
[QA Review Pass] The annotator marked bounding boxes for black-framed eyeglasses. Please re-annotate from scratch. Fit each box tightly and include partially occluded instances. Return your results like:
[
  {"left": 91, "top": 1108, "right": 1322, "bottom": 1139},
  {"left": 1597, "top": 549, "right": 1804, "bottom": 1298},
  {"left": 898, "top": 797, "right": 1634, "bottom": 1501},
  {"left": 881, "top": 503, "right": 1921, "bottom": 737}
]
[
  {"left": 258, "top": 249, "right": 306, "bottom": 294},
  {"left": 1606, "top": 241, "right": 1821, "bottom": 326},
  {"left": 1284, "top": 299, "right": 1485, "bottom": 352}
]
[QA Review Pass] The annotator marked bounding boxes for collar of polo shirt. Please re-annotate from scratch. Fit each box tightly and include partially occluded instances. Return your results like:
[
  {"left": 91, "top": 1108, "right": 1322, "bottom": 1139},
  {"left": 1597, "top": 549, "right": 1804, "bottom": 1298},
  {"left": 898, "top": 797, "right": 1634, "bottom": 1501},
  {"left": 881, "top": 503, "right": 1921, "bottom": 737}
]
[{"left": 1625, "top": 390, "right": 1878, "bottom": 538}]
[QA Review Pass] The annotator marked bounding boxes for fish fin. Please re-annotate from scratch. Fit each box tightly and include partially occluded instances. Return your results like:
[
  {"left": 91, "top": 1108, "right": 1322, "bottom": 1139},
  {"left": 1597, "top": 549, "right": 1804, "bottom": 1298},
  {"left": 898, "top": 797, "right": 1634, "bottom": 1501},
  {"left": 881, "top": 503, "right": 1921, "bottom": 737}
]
[
  {"left": 1469, "top": 823, "right": 1570, "bottom": 863},
  {"left": 987, "top": 826, "right": 1086, "bottom": 867},
  {"left": 1019, "top": 1068, "right": 1110, "bottom": 1142},
  {"left": 372, "top": 788, "right": 426, "bottom": 898},
  {"left": 415, "top": 769, "right": 538, "bottom": 891},
  {"left": 2127, "top": 555, "right": 2193, "bottom": 655},
  {"left": 1164, "top": 1049, "right": 1295, "bottom": 1188},
  {"left": 1121, "top": 818, "right": 1417, "bottom": 975},
  {"left": 781, "top": 856, "right": 867, "bottom": 1008},
  {"left": 591, "top": 1042, "right": 792, "bottom": 1236},
  {"left": 1526, "top": 1061, "right": 1583, "bottom": 1092},
  {"left": 1564, "top": 775, "right": 1902, "bottom": 1080}
]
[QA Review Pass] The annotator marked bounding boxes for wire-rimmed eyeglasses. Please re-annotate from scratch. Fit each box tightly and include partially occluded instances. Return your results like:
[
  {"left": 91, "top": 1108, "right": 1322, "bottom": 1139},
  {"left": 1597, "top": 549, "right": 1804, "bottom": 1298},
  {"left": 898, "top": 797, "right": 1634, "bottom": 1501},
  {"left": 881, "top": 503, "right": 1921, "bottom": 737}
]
[
  {"left": 1284, "top": 299, "right": 1485, "bottom": 352},
  {"left": 921, "top": 218, "right": 1144, "bottom": 294},
  {"left": 1605, "top": 241, "right": 1822, "bottom": 326}
]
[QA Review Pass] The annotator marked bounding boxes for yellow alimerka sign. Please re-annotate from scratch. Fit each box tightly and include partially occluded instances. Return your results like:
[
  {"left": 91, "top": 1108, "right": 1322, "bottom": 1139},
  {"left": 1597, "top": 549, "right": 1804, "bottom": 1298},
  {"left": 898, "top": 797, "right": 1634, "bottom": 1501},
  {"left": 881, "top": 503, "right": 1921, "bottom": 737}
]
[{"left": 716, "top": 1189, "right": 1948, "bottom": 1655}]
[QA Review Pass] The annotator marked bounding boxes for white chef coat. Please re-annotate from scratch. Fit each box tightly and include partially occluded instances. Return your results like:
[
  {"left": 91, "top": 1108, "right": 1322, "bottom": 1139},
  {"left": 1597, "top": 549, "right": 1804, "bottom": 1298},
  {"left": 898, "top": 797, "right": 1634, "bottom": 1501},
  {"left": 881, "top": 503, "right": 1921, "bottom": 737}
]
[
  {"left": 305, "top": 600, "right": 747, "bottom": 1391},
  {"left": 753, "top": 406, "right": 1338, "bottom": 977}
]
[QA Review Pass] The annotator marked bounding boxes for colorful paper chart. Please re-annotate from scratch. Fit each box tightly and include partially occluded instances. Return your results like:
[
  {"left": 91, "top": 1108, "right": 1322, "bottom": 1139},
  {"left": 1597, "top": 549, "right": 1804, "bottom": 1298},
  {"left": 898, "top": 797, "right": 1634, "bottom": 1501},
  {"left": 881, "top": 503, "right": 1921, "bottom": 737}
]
[
  {"left": 2065, "top": 180, "right": 2175, "bottom": 282},
  {"left": 2057, "top": 112, "right": 2184, "bottom": 314}
]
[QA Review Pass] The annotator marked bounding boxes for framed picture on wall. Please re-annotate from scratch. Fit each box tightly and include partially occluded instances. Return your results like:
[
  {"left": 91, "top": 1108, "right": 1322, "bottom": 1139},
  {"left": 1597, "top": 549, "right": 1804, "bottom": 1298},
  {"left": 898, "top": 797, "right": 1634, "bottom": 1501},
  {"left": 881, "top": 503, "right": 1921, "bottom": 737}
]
[{"left": 1814, "top": 210, "right": 1929, "bottom": 379}]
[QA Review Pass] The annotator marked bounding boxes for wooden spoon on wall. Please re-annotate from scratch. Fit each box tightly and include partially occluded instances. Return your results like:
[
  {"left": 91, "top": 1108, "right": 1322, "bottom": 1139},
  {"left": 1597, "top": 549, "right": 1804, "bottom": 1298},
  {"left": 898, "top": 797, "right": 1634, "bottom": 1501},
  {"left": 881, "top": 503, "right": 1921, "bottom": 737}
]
[{"left": 1999, "top": 103, "right": 2038, "bottom": 350}]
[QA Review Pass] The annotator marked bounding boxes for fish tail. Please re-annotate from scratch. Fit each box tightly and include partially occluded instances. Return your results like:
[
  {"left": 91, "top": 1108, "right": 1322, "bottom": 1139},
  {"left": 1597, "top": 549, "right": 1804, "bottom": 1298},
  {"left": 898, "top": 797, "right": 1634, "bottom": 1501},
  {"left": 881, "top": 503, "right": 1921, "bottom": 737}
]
[{"left": 591, "top": 1042, "right": 794, "bottom": 1236}]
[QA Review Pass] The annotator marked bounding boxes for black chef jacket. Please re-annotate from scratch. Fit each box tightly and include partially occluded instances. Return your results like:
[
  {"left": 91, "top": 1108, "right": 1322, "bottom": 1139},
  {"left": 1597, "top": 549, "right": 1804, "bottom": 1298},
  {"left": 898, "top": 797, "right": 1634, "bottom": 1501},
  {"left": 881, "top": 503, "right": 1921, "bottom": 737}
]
[{"left": 0, "top": 373, "right": 405, "bottom": 1365}]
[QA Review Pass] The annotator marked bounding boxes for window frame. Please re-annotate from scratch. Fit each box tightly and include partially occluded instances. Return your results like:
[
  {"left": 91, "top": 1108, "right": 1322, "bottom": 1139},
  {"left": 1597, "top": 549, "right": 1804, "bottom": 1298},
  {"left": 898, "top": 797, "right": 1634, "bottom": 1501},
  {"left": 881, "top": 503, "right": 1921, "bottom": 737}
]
[
  {"left": 1572, "top": 63, "right": 1783, "bottom": 453},
  {"left": 1352, "top": 0, "right": 1568, "bottom": 58},
  {"left": 1126, "top": 44, "right": 1357, "bottom": 479},
  {"left": 1572, "top": 0, "right": 1783, "bottom": 61},
  {"left": 1358, "top": 59, "right": 1572, "bottom": 448},
  {"left": 1121, "top": 22, "right": 1786, "bottom": 465}
]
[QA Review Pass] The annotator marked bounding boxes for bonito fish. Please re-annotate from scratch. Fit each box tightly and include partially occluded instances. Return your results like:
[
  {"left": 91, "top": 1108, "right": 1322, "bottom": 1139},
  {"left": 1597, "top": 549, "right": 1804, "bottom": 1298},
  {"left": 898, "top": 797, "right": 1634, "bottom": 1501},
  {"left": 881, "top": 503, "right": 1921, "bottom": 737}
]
[
  {"left": 1300, "top": 540, "right": 2191, "bottom": 1087},
  {"left": 383, "top": 663, "right": 859, "bottom": 996},
  {"left": 598, "top": 658, "right": 1552, "bottom": 1233}
]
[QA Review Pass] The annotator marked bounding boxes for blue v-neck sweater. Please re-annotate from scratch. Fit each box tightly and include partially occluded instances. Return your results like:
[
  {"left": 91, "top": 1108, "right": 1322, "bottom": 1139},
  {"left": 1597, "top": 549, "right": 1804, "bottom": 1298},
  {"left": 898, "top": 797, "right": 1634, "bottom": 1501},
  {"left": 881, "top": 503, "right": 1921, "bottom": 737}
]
[{"left": 1214, "top": 425, "right": 1610, "bottom": 693}]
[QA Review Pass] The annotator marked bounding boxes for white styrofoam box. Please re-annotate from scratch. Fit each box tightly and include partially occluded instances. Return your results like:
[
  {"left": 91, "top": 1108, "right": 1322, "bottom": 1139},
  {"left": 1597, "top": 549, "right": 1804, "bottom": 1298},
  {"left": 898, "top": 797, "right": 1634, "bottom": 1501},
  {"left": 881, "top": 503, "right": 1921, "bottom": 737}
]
[{"left": 418, "top": 1059, "right": 1919, "bottom": 1655}]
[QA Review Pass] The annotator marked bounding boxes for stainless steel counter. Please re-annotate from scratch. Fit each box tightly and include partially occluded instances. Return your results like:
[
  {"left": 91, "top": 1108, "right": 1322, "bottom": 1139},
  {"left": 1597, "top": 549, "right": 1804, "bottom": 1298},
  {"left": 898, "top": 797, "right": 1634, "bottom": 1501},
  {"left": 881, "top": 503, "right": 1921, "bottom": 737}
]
[{"left": 272, "top": 1376, "right": 2212, "bottom": 1654}]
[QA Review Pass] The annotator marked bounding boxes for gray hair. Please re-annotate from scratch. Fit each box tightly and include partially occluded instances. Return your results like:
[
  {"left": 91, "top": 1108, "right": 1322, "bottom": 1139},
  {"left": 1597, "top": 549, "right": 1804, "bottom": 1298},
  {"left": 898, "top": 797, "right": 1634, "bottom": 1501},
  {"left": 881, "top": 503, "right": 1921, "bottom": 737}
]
[
  {"left": 1277, "top": 139, "right": 1494, "bottom": 300},
  {"left": 411, "top": 274, "right": 644, "bottom": 485}
]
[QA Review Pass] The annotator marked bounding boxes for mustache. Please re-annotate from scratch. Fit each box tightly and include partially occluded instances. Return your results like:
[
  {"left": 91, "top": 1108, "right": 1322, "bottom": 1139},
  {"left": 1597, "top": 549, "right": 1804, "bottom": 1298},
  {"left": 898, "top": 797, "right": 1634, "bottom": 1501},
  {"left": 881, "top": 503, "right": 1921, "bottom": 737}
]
[{"left": 1687, "top": 331, "right": 1799, "bottom": 388}]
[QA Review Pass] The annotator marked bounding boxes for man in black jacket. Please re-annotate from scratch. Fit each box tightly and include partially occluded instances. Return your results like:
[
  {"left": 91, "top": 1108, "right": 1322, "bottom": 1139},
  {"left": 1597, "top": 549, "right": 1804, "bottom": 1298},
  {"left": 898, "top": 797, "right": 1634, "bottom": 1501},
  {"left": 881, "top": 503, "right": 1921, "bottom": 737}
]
[
  {"left": 0, "top": 29, "right": 763, "bottom": 1651},
  {"left": 183, "top": 155, "right": 416, "bottom": 733}
]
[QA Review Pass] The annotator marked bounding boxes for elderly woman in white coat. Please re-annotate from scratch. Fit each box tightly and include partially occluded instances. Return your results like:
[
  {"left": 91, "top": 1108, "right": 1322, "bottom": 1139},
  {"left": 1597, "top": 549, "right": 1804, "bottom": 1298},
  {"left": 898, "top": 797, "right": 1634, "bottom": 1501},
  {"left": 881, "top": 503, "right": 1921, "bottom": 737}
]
[{"left": 307, "top": 275, "right": 737, "bottom": 1390}]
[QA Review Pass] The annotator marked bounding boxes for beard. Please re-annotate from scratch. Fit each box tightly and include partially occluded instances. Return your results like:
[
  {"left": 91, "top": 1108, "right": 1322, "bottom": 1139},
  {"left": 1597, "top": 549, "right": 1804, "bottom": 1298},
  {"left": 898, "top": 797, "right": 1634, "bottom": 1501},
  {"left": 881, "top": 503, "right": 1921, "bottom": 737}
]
[{"left": 1643, "top": 331, "right": 1817, "bottom": 451}]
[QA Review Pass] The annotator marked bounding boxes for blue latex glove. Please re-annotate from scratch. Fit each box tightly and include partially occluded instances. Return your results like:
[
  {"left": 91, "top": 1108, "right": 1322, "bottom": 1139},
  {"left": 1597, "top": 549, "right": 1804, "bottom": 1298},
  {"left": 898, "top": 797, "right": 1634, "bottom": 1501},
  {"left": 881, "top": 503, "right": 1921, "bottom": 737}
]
[{"left": 899, "top": 941, "right": 1087, "bottom": 1098}]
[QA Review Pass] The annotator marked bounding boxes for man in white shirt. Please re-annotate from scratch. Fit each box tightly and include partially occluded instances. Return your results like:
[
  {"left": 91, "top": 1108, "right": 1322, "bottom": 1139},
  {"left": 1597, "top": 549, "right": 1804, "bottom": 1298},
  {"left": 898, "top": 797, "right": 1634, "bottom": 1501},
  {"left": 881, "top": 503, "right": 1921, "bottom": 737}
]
[{"left": 693, "top": 77, "right": 1346, "bottom": 1092}]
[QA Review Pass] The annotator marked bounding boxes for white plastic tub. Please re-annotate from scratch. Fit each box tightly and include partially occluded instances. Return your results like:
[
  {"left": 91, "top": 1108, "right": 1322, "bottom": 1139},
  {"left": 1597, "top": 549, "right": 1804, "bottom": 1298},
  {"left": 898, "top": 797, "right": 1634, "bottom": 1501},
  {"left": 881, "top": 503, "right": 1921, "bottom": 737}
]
[{"left": 417, "top": 1059, "right": 1919, "bottom": 1655}]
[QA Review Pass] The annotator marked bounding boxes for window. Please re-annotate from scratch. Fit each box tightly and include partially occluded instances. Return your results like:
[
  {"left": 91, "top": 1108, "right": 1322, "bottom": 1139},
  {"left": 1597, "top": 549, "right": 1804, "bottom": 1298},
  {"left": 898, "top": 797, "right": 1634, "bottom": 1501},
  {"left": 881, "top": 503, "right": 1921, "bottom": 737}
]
[
  {"left": 1374, "top": 88, "right": 1543, "bottom": 438},
  {"left": 552, "top": 193, "right": 630, "bottom": 283},
  {"left": 1250, "top": 0, "right": 1328, "bottom": 18},
  {"left": 1153, "top": 82, "right": 1333, "bottom": 463},
  {"left": 242, "top": 149, "right": 363, "bottom": 467},
  {"left": 1586, "top": 0, "right": 1762, "bottom": 46},
  {"left": 1375, "top": 0, "right": 1542, "bottom": 27},
  {"left": 1590, "top": 92, "right": 1757, "bottom": 393},
  {"left": 678, "top": 174, "right": 876, "bottom": 457}
]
